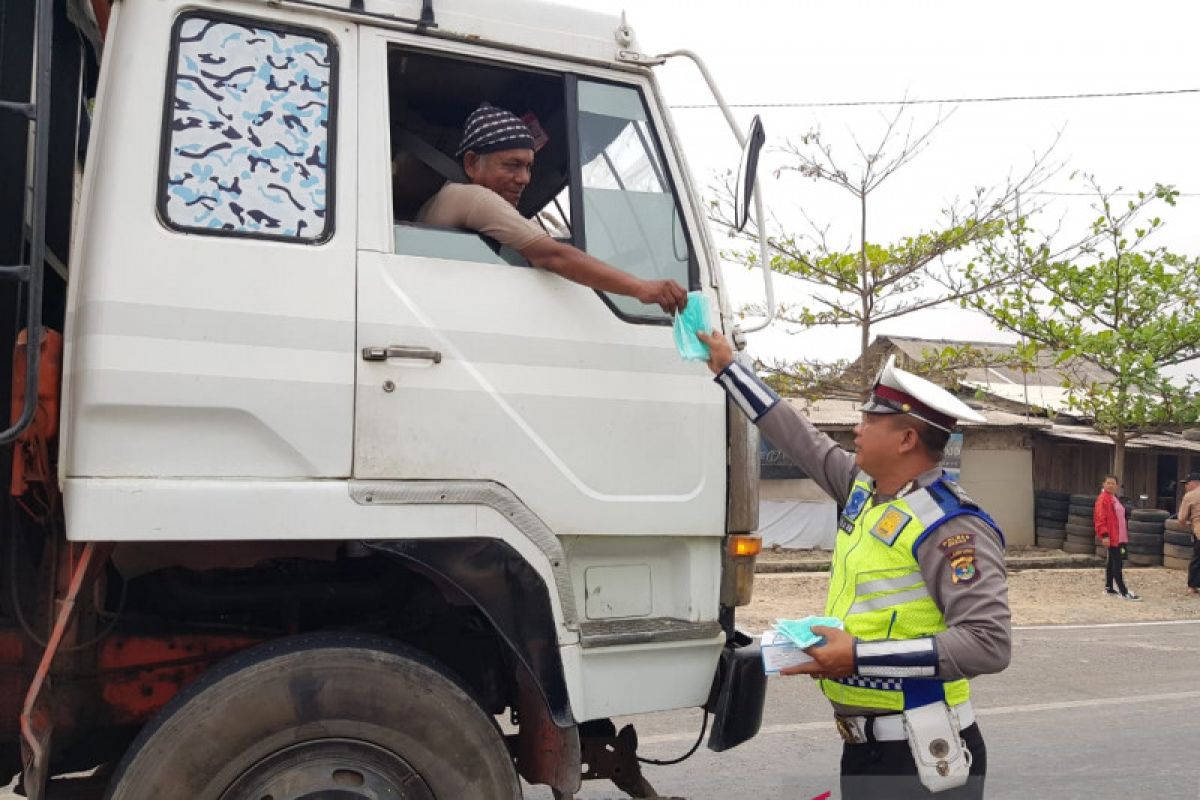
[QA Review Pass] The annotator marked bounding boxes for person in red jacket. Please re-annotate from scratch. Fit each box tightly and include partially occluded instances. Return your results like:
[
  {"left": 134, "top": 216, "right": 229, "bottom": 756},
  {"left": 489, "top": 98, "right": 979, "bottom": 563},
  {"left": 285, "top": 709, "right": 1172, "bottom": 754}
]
[{"left": 1095, "top": 475, "right": 1140, "bottom": 600}]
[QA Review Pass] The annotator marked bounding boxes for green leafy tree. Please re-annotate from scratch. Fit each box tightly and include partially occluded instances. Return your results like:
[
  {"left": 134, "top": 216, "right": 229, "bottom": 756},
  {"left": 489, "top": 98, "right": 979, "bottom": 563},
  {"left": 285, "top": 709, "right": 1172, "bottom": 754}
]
[
  {"left": 714, "top": 106, "right": 1057, "bottom": 399},
  {"left": 969, "top": 178, "right": 1200, "bottom": 481}
]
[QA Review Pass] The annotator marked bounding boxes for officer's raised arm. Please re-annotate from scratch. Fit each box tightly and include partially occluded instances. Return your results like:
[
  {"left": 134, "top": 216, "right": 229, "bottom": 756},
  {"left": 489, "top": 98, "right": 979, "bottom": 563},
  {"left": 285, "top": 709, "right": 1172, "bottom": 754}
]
[{"left": 696, "top": 330, "right": 857, "bottom": 503}]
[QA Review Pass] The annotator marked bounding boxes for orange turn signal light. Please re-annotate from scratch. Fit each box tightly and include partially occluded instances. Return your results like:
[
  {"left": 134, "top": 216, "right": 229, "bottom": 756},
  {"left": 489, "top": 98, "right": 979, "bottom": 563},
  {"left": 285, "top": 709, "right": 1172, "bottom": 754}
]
[{"left": 727, "top": 534, "right": 762, "bottom": 558}]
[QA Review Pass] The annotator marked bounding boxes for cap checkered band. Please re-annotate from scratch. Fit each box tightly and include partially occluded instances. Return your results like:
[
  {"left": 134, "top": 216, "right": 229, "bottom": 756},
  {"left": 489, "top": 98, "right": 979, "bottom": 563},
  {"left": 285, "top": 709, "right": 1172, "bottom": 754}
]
[
  {"left": 835, "top": 676, "right": 905, "bottom": 692},
  {"left": 456, "top": 103, "right": 534, "bottom": 157}
]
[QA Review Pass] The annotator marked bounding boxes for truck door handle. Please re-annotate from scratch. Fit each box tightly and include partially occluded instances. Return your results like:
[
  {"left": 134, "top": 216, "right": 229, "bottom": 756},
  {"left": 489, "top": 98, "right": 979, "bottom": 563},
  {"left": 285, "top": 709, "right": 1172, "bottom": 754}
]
[{"left": 361, "top": 346, "right": 442, "bottom": 364}]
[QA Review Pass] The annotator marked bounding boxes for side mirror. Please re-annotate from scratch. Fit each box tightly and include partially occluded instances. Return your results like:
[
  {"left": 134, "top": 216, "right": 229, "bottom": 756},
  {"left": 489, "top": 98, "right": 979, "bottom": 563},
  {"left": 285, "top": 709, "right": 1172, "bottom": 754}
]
[{"left": 733, "top": 115, "right": 765, "bottom": 233}]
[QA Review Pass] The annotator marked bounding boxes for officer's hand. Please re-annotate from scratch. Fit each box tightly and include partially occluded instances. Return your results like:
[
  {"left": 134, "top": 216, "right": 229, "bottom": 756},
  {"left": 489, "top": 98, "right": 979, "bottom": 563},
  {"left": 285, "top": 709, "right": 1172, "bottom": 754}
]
[
  {"left": 695, "top": 330, "right": 734, "bottom": 375},
  {"left": 637, "top": 279, "right": 688, "bottom": 314},
  {"left": 780, "top": 626, "right": 856, "bottom": 680}
]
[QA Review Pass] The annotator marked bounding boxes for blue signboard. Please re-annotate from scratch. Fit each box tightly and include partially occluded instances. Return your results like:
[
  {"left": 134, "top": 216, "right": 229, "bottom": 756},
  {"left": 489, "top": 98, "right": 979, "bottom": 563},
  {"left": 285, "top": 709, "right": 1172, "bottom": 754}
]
[{"left": 940, "top": 432, "right": 964, "bottom": 482}]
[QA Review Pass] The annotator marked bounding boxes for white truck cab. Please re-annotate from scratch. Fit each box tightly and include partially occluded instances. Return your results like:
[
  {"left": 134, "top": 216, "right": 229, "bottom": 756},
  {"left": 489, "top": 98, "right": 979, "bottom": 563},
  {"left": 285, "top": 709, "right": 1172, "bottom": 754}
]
[{"left": 0, "top": 1, "right": 772, "bottom": 797}]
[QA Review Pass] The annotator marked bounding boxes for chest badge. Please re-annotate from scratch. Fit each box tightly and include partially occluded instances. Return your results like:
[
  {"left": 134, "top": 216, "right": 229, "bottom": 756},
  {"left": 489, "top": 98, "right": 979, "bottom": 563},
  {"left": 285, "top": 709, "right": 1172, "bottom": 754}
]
[
  {"left": 869, "top": 507, "right": 912, "bottom": 546},
  {"left": 839, "top": 487, "right": 871, "bottom": 534}
]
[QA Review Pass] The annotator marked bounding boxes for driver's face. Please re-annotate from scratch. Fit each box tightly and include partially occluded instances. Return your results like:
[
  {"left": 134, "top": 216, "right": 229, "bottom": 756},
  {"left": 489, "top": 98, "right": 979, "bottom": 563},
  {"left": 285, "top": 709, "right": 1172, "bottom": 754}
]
[{"left": 464, "top": 148, "right": 535, "bottom": 207}]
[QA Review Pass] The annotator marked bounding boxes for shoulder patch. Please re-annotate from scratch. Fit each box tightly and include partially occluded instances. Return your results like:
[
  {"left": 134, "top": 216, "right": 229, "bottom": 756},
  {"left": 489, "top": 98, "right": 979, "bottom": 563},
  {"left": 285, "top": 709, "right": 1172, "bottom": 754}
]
[
  {"left": 939, "top": 531, "right": 979, "bottom": 584},
  {"left": 950, "top": 551, "right": 978, "bottom": 584},
  {"left": 938, "top": 533, "right": 975, "bottom": 552},
  {"left": 869, "top": 507, "right": 912, "bottom": 546}
]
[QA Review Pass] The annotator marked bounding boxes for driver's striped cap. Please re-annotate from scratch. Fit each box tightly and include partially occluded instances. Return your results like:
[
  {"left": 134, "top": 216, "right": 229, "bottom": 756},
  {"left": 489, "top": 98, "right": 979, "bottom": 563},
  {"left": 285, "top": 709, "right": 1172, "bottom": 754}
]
[{"left": 455, "top": 103, "right": 535, "bottom": 158}]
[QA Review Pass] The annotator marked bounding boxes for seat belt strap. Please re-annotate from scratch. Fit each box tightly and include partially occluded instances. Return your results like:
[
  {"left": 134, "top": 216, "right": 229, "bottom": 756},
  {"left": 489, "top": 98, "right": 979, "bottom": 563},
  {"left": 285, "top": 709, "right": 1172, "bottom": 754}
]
[{"left": 393, "top": 129, "right": 467, "bottom": 184}]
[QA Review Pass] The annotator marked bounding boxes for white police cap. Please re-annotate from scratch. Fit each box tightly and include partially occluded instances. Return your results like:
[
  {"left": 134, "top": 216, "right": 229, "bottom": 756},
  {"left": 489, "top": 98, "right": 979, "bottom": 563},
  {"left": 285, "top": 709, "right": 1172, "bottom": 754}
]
[{"left": 860, "top": 355, "right": 986, "bottom": 432}]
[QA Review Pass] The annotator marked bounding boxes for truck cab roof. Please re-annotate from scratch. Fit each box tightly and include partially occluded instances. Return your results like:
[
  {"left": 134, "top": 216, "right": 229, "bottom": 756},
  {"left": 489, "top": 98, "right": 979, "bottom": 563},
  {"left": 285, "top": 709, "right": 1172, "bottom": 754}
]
[{"left": 80, "top": 0, "right": 641, "bottom": 66}]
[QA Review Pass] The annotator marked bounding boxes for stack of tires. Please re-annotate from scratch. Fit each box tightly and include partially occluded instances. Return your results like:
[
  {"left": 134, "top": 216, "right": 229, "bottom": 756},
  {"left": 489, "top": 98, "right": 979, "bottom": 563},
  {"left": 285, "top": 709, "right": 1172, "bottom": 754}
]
[
  {"left": 1063, "top": 494, "right": 1097, "bottom": 555},
  {"left": 1034, "top": 490, "right": 1068, "bottom": 549},
  {"left": 1164, "top": 517, "right": 1194, "bottom": 570},
  {"left": 1126, "top": 509, "right": 1168, "bottom": 566}
]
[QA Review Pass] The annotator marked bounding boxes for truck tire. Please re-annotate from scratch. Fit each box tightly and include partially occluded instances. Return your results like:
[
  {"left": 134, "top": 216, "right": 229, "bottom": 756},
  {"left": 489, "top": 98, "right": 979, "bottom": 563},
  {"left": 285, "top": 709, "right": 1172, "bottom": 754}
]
[
  {"left": 105, "top": 632, "right": 520, "bottom": 800},
  {"left": 1036, "top": 490, "right": 1070, "bottom": 502},
  {"left": 1131, "top": 509, "right": 1169, "bottom": 522},
  {"left": 1062, "top": 541, "right": 1094, "bottom": 555},
  {"left": 1165, "top": 519, "right": 1189, "bottom": 533},
  {"left": 1163, "top": 555, "right": 1190, "bottom": 570}
]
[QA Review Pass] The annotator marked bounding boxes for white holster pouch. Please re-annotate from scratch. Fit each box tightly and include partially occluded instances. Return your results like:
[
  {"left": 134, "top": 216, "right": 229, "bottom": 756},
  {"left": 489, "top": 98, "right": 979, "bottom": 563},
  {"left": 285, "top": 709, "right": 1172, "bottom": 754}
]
[{"left": 902, "top": 702, "right": 971, "bottom": 793}]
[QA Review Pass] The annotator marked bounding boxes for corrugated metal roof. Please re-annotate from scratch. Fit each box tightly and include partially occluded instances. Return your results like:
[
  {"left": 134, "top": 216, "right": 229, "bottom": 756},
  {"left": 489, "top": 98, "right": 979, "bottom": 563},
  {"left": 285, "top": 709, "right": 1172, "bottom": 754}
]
[
  {"left": 1133, "top": 432, "right": 1200, "bottom": 454},
  {"left": 1039, "top": 426, "right": 1200, "bottom": 453},
  {"left": 794, "top": 398, "right": 1049, "bottom": 429},
  {"left": 882, "top": 336, "right": 1115, "bottom": 387},
  {"left": 962, "top": 381, "right": 1075, "bottom": 413}
]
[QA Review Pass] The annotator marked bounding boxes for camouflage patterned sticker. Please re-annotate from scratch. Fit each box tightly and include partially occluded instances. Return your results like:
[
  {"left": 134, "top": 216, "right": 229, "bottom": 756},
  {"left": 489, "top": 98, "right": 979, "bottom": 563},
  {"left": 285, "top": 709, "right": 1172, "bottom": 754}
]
[{"left": 164, "top": 16, "right": 333, "bottom": 239}]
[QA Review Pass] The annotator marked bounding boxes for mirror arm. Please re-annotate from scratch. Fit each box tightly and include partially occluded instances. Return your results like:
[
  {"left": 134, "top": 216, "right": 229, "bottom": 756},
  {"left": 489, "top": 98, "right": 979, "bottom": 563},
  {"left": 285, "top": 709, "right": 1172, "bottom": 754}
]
[{"left": 652, "top": 49, "right": 776, "bottom": 334}]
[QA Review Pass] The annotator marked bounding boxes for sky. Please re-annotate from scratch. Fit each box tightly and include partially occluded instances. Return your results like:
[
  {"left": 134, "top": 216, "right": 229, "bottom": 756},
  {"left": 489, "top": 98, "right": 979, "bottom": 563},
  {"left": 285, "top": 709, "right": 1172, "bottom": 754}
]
[{"left": 558, "top": 0, "right": 1200, "bottom": 374}]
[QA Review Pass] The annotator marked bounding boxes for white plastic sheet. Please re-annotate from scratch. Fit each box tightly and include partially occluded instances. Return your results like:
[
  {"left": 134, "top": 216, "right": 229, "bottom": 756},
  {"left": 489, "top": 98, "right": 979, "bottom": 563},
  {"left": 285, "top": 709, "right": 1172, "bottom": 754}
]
[{"left": 758, "top": 500, "right": 837, "bottom": 549}]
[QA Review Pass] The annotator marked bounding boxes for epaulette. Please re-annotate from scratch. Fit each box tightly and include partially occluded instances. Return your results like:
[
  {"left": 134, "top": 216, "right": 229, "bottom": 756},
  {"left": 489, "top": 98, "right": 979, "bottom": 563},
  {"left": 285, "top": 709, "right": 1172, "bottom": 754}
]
[{"left": 939, "top": 478, "right": 979, "bottom": 510}]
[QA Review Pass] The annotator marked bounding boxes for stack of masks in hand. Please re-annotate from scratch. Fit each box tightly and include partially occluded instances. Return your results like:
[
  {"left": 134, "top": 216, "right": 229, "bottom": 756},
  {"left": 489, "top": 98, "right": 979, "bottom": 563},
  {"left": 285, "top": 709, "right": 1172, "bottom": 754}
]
[{"left": 760, "top": 616, "right": 844, "bottom": 675}]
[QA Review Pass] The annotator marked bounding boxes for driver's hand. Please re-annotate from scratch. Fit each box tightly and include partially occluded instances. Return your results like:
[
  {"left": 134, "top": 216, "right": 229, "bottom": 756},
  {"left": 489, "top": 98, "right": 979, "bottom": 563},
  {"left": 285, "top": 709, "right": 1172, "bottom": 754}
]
[{"left": 637, "top": 279, "right": 688, "bottom": 314}]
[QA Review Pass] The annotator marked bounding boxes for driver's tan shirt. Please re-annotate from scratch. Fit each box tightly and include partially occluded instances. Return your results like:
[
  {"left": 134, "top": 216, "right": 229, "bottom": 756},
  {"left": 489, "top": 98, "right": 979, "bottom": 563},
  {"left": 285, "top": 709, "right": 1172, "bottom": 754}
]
[{"left": 416, "top": 182, "right": 548, "bottom": 251}]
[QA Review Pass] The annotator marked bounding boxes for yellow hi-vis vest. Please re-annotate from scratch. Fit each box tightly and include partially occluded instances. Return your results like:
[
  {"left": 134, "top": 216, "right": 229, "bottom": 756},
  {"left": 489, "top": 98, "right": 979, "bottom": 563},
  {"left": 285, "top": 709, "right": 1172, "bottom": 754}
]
[{"left": 820, "top": 471, "right": 1003, "bottom": 712}]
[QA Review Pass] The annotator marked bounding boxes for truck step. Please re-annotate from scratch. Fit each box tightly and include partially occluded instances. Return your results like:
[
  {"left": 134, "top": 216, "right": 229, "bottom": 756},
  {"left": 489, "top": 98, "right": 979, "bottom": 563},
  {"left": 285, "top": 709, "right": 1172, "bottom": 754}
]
[{"left": 579, "top": 618, "right": 722, "bottom": 648}]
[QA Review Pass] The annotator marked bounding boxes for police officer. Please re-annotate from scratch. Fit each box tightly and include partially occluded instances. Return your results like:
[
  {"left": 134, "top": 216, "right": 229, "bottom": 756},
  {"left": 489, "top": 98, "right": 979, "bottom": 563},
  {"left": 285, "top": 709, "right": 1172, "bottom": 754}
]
[{"left": 697, "top": 332, "right": 1010, "bottom": 800}]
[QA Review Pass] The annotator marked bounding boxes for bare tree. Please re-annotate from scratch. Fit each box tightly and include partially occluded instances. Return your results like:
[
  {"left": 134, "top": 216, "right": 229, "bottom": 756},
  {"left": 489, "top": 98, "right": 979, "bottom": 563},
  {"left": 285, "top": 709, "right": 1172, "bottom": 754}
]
[{"left": 713, "top": 104, "right": 1059, "bottom": 399}]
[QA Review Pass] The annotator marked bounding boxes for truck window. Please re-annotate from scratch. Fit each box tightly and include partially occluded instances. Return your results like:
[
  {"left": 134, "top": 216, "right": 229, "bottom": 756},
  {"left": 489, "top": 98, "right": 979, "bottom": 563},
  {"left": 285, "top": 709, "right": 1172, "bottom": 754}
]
[
  {"left": 386, "top": 49, "right": 694, "bottom": 322},
  {"left": 159, "top": 13, "right": 337, "bottom": 242},
  {"left": 575, "top": 79, "right": 693, "bottom": 320}
]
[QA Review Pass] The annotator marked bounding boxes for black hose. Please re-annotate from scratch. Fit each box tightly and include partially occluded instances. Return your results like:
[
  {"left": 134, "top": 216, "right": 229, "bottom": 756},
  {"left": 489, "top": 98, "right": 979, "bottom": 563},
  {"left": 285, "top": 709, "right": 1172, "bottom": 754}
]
[
  {"left": 636, "top": 710, "right": 709, "bottom": 766},
  {"left": 7, "top": 514, "right": 125, "bottom": 652}
]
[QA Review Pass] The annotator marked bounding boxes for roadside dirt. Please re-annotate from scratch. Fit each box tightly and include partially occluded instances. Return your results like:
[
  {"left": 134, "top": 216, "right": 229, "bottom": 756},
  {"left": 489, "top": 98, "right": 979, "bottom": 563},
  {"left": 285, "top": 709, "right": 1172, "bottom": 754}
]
[{"left": 741, "top": 562, "right": 1200, "bottom": 632}]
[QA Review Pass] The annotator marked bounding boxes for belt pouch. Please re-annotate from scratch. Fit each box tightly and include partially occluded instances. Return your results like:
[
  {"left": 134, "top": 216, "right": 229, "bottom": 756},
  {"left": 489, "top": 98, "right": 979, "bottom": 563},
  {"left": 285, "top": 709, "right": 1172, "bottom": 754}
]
[{"left": 901, "top": 702, "right": 971, "bottom": 793}]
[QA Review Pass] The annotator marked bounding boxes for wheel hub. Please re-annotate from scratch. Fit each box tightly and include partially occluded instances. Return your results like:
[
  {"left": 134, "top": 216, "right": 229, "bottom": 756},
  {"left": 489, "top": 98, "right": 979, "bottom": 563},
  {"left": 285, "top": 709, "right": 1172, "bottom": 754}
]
[{"left": 221, "top": 738, "right": 435, "bottom": 800}]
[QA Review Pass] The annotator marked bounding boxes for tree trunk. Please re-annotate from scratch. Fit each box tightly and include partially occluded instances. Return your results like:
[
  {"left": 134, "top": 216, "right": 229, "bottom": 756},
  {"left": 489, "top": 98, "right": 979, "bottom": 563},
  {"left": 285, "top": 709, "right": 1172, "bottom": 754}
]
[
  {"left": 859, "top": 192, "right": 871, "bottom": 396},
  {"left": 1112, "top": 435, "right": 1125, "bottom": 490},
  {"left": 860, "top": 319, "right": 871, "bottom": 396}
]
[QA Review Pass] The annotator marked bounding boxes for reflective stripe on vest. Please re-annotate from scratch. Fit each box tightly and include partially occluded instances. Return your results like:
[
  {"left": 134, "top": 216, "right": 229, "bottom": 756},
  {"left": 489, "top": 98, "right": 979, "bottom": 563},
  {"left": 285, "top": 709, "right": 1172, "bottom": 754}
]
[{"left": 821, "top": 472, "right": 980, "bottom": 711}]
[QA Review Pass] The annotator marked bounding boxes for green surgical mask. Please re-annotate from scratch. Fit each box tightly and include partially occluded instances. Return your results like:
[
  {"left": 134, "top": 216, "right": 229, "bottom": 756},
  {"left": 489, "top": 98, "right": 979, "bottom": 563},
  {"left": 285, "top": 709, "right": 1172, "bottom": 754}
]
[{"left": 672, "top": 291, "right": 712, "bottom": 362}]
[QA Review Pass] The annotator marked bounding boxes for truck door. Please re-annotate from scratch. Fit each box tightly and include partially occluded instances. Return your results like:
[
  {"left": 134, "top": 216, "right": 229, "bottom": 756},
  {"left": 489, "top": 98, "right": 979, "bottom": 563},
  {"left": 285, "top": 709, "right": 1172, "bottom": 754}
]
[{"left": 353, "top": 37, "right": 725, "bottom": 537}]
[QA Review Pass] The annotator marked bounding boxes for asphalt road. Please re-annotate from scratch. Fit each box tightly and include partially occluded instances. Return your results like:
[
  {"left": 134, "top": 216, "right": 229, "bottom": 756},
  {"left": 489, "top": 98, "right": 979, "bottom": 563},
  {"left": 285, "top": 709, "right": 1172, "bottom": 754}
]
[
  {"left": 527, "top": 619, "right": 1200, "bottom": 800},
  {"left": 5, "top": 621, "right": 1197, "bottom": 799}
]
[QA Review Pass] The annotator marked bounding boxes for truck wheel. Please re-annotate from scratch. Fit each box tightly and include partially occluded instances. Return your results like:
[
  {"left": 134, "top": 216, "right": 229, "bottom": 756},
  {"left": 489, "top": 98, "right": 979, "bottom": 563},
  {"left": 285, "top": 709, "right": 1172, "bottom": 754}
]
[{"left": 105, "top": 632, "right": 520, "bottom": 800}]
